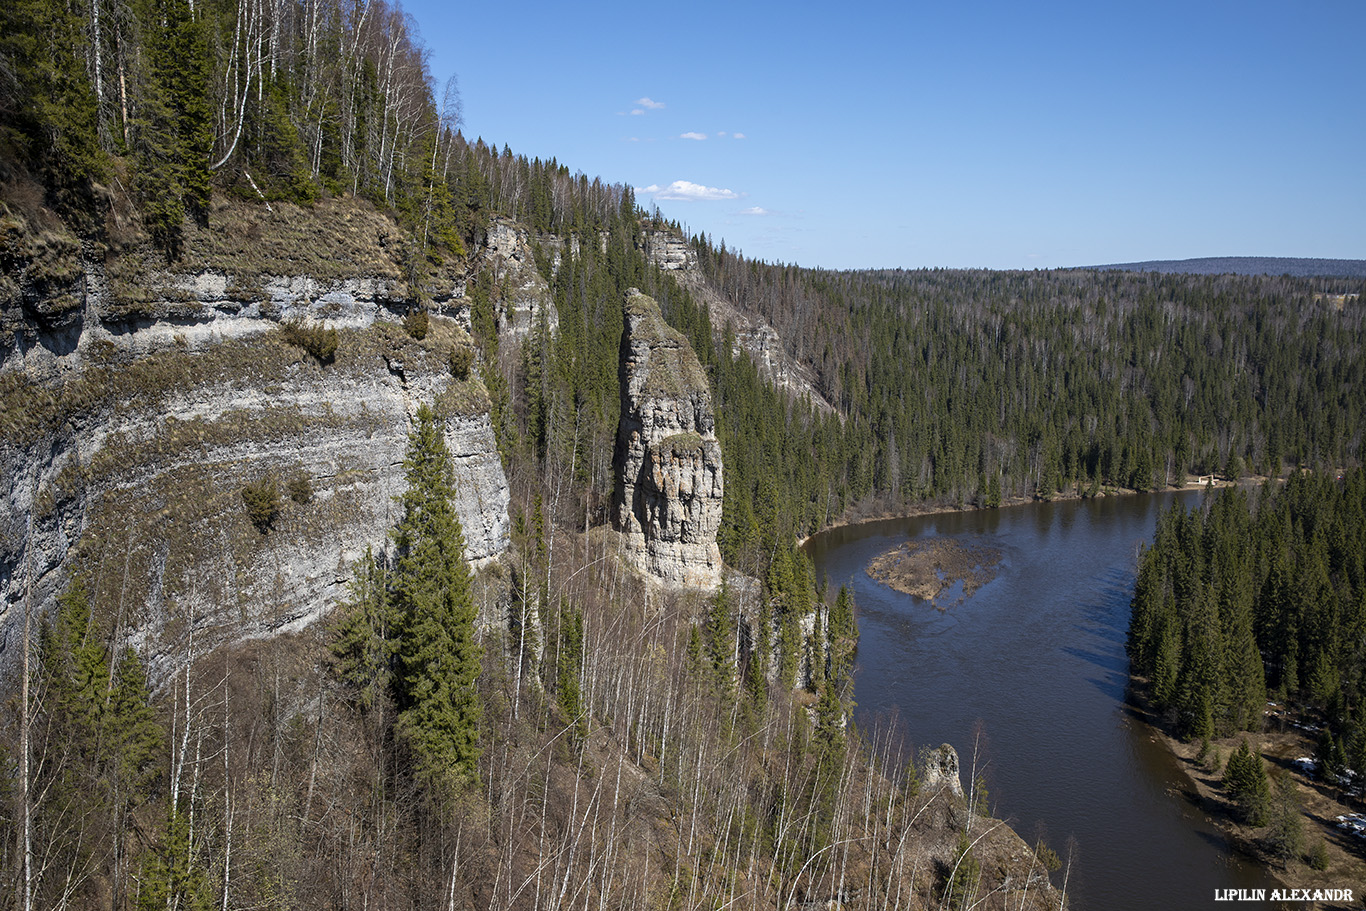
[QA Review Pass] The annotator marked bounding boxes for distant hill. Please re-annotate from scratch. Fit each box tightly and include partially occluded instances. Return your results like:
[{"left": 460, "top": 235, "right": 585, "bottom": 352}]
[{"left": 1085, "top": 256, "right": 1366, "bottom": 278}]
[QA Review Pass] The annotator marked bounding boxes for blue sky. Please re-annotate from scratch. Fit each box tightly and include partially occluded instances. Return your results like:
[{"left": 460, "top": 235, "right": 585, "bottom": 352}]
[{"left": 403, "top": 0, "right": 1364, "bottom": 270}]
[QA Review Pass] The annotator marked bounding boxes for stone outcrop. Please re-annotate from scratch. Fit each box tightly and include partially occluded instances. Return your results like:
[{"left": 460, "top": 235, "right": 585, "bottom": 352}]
[
  {"left": 922, "top": 744, "right": 964, "bottom": 796},
  {"left": 643, "top": 229, "right": 692, "bottom": 272},
  {"left": 464, "top": 217, "right": 558, "bottom": 339},
  {"left": 0, "top": 198, "right": 511, "bottom": 676},
  {"left": 613, "top": 290, "right": 723, "bottom": 589},
  {"left": 636, "top": 224, "right": 835, "bottom": 417}
]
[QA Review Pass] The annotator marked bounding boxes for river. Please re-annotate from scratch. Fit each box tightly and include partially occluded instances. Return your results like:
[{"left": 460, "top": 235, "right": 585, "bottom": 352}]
[{"left": 804, "top": 491, "right": 1282, "bottom": 910}]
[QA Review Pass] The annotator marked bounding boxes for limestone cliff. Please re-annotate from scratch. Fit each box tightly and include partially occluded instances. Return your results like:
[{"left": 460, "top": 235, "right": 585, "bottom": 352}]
[
  {"left": 613, "top": 289, "right": 723, "bottom": 589},
  {"left": 471, "top": 217, "right": 559, "bottom": 338},
  {"left": 642, "top": 225, "right": 834, "bottom": 416},
  {"left": 0, "top": 196, "right": 510, "bottom": 673}
]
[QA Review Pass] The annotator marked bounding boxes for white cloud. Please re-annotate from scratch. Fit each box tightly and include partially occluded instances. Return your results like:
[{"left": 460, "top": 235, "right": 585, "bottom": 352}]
[
  {"left": 732, "top": 132, "right": 747, "bottom": 140},
  {"left": 717, "top": 131, "right": 728, "bottom": 137},
  {"left": 630, "top": 108, "right": 645, "bottom": 115},
  {"left": 636, "top": 180, "right": 743, "bottom": 201},
  {"left": 680, "top": 131, "right": 708, "bottom": 141},
  {"left": 738, "top": 206, "right": 772, "bottom": 216},
  {"left": 635, "top": 97, "right": 665, "bottom": 109}
]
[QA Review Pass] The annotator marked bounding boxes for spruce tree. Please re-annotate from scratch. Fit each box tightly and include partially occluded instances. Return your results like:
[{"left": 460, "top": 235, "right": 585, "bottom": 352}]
[
  {"left": 34, "top": 580, "right": 163, "bottom": 909},
  {"left": 705, "top": 581, "right": 736, "bottom": 699},
  {"left": 1223, "top": 738, "right": 1270, "bottom": 825},
  {"left": 556, "top": 603, "right": 586, "bottom": 745},
  {"left": 828, "top": 585, "right": 857, "bottom": 686},
  {"left": 331, "top": 546, "right": 394, "bottom": 712},
  {"left": 391, "top": 404, "right": 482, "bottom": 793}
]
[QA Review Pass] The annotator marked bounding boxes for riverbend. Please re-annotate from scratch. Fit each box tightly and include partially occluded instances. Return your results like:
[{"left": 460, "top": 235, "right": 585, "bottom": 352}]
[{"left": 805, "top": 491, "right": 1284, "bottom": 911}]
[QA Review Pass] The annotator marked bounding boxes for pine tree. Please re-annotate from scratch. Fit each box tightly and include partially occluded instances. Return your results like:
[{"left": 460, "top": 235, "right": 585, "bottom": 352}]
[
  {"left": 106, "top": 647, "right": 162, "bottom": 797},
  {"left": 940, "top": 831, "right": 982, "bottom": 910},
  {"left": 135, "top": 0, "right": 212, "bottom": 254},
  {"left": 827, "top": 585, "right": 857, "bottom": 686},
  {"left": 1266, "top": 770, "right": 1305, "bottom": 861},
  {"left": 556, "top": 603, "right": 586, "bottom": 745},
  {"left": 0, "top": 0, "right": 104, "bottom": 219},
  {"left": 743, "top": 599, "right": 770, "bottom": 716},
  {"left": 137, "top": 808, "right": 212, "bottom": 911},
  {"left": 808, "top": 681, "right": 846, "bottom": 850},
  {"left": 33, "top": 580, "right": 163, "bottom": 909},
  {"left": 391, "top": 404, "right": 482, "bottom": 794}
]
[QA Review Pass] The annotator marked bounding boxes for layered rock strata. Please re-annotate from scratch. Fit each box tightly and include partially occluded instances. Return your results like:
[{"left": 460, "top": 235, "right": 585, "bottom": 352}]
[
  {"left": 0, "top": 200, "right": 510, "bottom": 674},
  {"left": 613, "top": 290, "right": 723, "bottom": 589}
]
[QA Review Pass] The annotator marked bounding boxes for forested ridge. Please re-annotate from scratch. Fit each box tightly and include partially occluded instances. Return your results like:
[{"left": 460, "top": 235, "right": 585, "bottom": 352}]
[
  {"left": 1088, "top": 257, "right": 1366, "bottom": 279},
  {"left": 692, "top": 248, "right": 1365, "bottom": 533},
  {"left": 4, "top": 0, "right": 1366, "bottom": 907},
  {"left": 0, "top": 0, "right": 635, "bottom": 271}
]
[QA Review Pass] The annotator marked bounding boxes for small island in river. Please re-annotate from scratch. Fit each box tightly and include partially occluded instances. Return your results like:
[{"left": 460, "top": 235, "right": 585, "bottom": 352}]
[{"left": 867, "top": 537, "right": 1003, "bottom": 606}]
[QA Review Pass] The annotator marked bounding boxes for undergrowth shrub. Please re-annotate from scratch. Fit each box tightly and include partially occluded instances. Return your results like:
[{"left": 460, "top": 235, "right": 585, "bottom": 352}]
[
  {"left": 449, "top": 344, "right": 473, "bottom": 380},
  {"left": 280, "top": 318, "right": 338, "bottom": 363},
  {"left": 242, "top": 478, "right": 281, "bottom": 532},
  {"left": 403, "top": 307, "right": 429, "bottom": 340},
  {"left": 287, "top": 473, "right": 313, "bottom": 504}
]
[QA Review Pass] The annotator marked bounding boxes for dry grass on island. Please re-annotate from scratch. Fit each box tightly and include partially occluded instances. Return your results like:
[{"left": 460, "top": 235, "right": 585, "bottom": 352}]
[{"left": 867, "top": 537, "right": 1003, "bottom": 606}]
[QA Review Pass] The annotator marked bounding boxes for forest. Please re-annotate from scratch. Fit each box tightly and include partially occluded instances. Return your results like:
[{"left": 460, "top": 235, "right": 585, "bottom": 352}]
[
  {"left": 4, "top": 0, "right": 1366, "bottom": 907},
  {"left": 690, "top": 249, "right": 1365, "bottom": 539},
  {"left": 1128, "top": 470, "right": 1366, "bottom": 765},
  {"left": 1126, "top": 470, "right": 1366, "bottom": 866}
]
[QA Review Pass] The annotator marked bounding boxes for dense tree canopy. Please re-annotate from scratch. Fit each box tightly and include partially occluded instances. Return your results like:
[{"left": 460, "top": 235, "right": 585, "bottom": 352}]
[{"left": 1129, "top": 471, "right": 1366, "bottom": 759}]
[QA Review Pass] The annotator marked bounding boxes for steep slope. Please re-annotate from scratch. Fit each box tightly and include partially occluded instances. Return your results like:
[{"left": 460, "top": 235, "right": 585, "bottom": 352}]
[
  {"left": 1, "top": 194, "right": 510, "bottom": 671},
  {"left": 643, "top": 227, "right": 836, "bottom": 415}
]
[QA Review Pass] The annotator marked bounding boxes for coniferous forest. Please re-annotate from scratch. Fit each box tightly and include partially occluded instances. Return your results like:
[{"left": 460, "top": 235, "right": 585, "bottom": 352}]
[
  {"left": 1128, "top": 473, "right": 1366, "bottom": 800},
  {"left": 3, "top": 0, "right": 1366, "bottom": 907}
]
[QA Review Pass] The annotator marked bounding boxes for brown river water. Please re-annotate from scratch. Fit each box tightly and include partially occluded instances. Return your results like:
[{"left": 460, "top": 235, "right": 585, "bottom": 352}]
[{"left": 804, "top": 491, "right": 1287, "bottom": 910}]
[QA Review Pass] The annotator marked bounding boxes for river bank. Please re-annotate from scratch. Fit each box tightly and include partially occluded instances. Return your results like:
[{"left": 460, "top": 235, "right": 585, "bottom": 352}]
[
  {"left": 1126, "top": 684, "right": 1365, "bottom": 909},
  {"left": 797, "top": 474, "right": 1248, "bottom": 549}
]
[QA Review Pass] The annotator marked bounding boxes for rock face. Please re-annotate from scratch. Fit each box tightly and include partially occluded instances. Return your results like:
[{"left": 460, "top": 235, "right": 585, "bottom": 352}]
[
  {"left": 470, "top": 217, "right": 558, "bottom": 339},
  {"left": 922, "top": 744, "right": 964, "bottom": 796},
  {"left": 0, "top": 200, "right": 511, "bottom": 676},
  {"left": 638, "top": 225, "right": 835, "bottom": 417},
  {"left": 613, "top": 290, "right": 723, "bottom": 589},
  {"left": 644, "top": 229, "right": 692, "bottom": 272}
]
